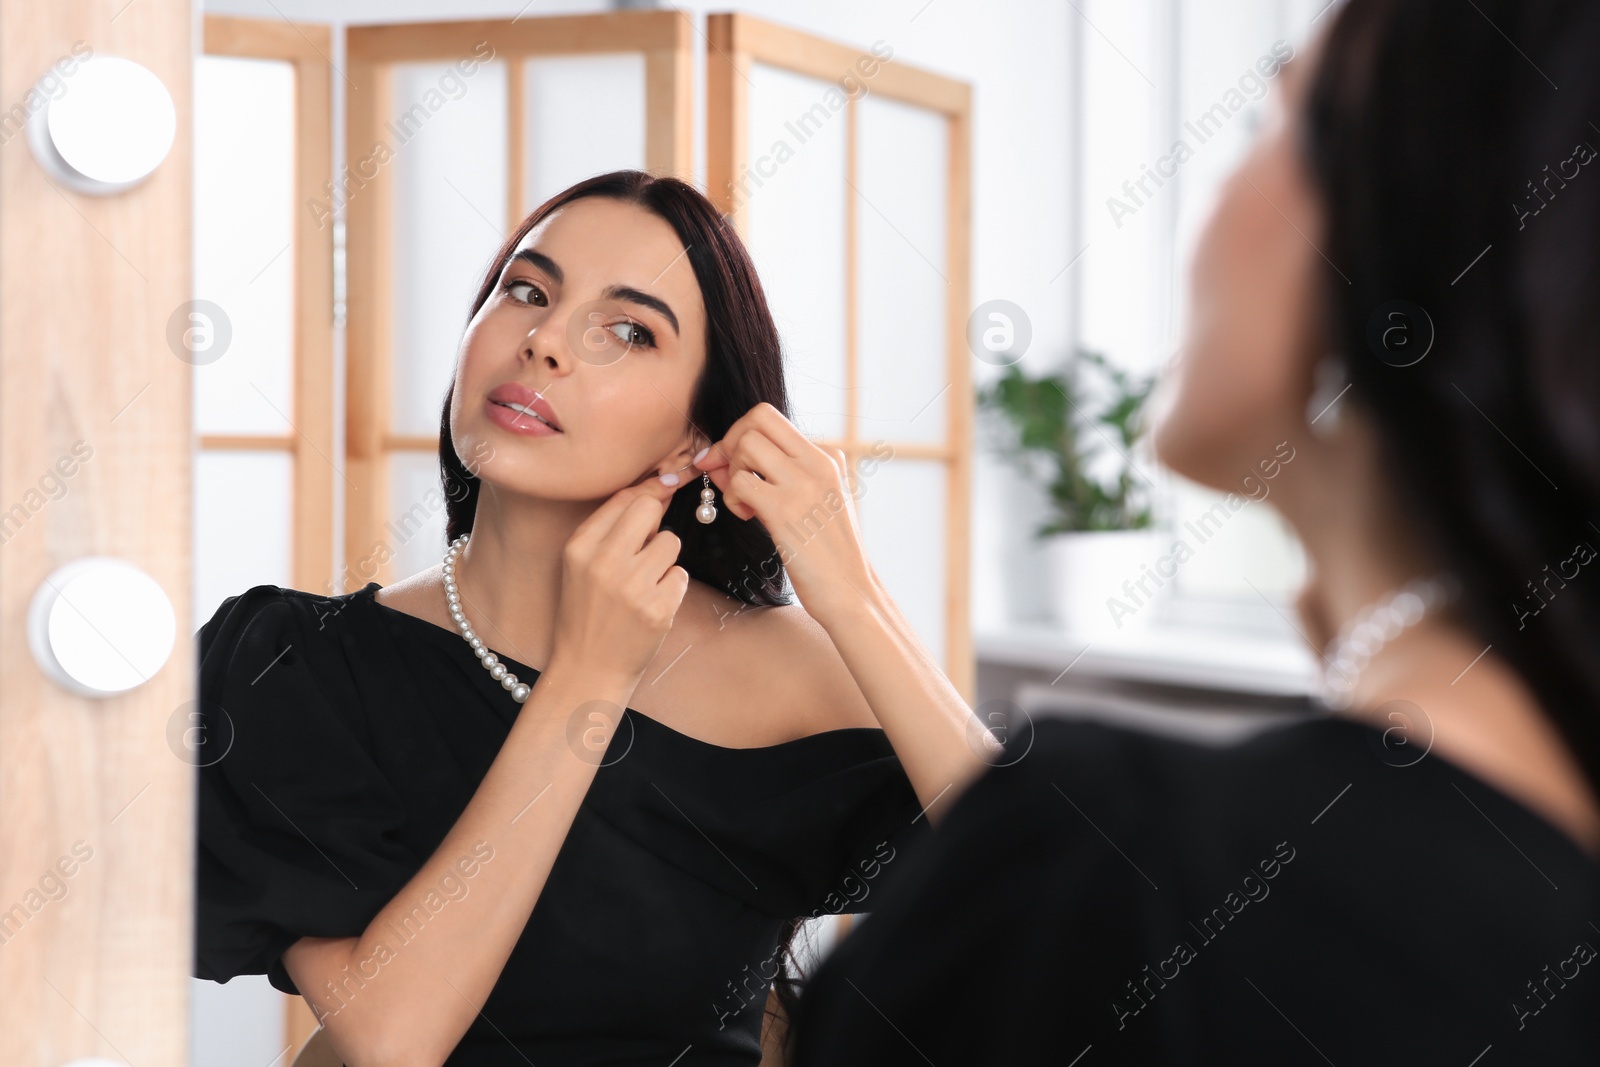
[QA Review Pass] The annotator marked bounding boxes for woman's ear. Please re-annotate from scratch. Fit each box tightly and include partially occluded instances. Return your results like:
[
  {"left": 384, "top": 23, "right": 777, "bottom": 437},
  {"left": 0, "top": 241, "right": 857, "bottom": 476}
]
[
  {"left": 651, "top": 434, "right": 711, "bottom": 485},
  {"left": 681, "top": 431, "right": 713, "bottom": 468}
]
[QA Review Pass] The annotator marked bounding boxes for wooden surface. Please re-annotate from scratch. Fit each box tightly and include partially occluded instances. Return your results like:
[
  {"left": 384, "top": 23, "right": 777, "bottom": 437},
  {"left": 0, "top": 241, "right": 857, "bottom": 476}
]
[{"left": 0, "top": 0, "right": 193, "bottom": 1062}]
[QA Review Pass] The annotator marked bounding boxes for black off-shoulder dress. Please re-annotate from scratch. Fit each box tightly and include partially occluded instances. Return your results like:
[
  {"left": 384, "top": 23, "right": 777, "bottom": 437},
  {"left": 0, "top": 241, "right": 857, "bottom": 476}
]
[{"left": 192, "top": 581, "right": 929, "bottom": 1066}]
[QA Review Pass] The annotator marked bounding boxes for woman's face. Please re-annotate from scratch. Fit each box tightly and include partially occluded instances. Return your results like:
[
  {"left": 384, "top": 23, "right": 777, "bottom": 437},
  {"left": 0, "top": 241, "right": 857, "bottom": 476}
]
[
  {"left": 449, "top": 195, "right": 710, "bottom": 501},
  {"left": 1148, "top": 40, "right": 1328, "bottom": 490}
]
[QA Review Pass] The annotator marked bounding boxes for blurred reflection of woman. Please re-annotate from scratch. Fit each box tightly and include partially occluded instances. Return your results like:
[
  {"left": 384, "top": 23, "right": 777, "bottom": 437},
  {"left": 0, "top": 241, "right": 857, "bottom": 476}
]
[
  {"left": 192, "top": 171, "right": 995, "bottom": 1065},
  {"left": 793, "top": 0, "right": 1600, "bottom": 1062}
]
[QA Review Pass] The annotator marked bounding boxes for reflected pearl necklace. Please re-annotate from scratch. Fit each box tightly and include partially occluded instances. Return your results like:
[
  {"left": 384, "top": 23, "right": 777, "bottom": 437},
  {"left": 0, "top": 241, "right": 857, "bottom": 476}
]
[
  {"left": 443, "top": 532, "right": 532, "bottom": 704},
  {"left": 1317, "top": 573, "right": 1460, "bottom": 711}
]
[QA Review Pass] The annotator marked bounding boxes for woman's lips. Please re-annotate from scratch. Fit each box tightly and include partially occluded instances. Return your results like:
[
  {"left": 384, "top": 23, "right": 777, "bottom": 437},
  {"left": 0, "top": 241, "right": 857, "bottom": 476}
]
[{"left": 485, "top": 397, "right": 562, "bottom": 437}]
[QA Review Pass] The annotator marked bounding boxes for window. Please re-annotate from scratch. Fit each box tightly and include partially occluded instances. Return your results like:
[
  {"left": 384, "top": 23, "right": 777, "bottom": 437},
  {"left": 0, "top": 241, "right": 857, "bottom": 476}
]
[{"left": 1072, "top": 0, "right": 1331, "bottom": 643}]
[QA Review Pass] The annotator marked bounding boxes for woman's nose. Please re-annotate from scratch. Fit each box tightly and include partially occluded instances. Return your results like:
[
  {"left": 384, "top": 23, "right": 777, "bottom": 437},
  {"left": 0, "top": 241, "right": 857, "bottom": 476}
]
[{"left": 520, "top": 314, "right": 567, "bottom": 368}]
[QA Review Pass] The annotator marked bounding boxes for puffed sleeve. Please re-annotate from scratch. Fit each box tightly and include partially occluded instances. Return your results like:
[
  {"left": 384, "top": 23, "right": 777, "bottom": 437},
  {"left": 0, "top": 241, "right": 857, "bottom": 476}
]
[
  {"left": 806, "top": 746, "right": 934, "bottom": 919},
  {"left": 193, "top": 585, "right": 419, "bottom": 997}
]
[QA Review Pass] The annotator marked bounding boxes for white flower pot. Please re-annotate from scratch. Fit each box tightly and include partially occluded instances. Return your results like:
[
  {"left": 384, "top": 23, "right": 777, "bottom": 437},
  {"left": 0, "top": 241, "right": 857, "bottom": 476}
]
[{"left": 1044, "top": 529, "right": 1170, "bottom": 636}]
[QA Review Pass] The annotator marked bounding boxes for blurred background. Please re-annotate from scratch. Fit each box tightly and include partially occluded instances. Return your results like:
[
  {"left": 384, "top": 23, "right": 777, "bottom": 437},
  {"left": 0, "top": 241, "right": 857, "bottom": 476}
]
[{"left": 184, "top": 0, "right": 1332, "bottom": 1060}]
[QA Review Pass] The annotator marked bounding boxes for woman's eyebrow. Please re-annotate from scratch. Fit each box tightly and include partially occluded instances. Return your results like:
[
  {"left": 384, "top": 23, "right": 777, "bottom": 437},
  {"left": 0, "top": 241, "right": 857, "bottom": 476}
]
[
  {"left": 511, "top": 247, "right": 562, "bottom": 282},
  {"left": 507, "top": 248, "right": 679, "bottom": 337},
  {"left": 602, "top": 285, "right": 679, "bottom": 337}
]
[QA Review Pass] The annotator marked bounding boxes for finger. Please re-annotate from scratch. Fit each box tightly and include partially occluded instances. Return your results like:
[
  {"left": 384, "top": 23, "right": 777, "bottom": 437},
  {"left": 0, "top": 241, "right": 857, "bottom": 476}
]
[
  {"left": 744, "top": 402, "right": 811, "bottom": 460},
  {"left": 656, "top": 563, "right": 691, "bottom": 606},
  {"left": 578, "top": 478, "right": 675, "bottom": 551},
  {"left": 723, "top": 466, "right": 777, "bottom": 519},
  {"left": 694, "top": 438, "right": 732, "bottom": 473},
  {"left": 730, "top": 430, "right": 793, "bottom": 486},
  {"left": 607, "top": 487, "right": 679, "bottom": 559},
  {"left": 637, "top": 526, "right": 684, "bottom": 581},
  {"left": 695, "top": 402, "right": 805, "bottom": 474}
]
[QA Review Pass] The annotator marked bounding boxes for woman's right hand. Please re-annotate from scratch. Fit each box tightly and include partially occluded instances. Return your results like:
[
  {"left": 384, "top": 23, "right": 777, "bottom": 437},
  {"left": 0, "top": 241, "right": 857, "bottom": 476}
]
[{"left": 550, "top": 476, "right": 691, "bottom": 690}]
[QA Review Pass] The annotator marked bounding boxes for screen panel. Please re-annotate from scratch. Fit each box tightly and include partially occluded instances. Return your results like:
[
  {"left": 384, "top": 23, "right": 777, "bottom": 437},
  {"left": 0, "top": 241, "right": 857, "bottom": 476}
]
[
  {"left": 388, "top": 58, "right": 509, "bottom": 437},
  {"left": 704, "top": 12, "right": 972, "bottom": 698},
  {"left": 744, "top": 61, "right": 849, "bottom": 439},
  {"left": 854, "top": 93, "right": 949, "bottom": 446},
  {"left": 385, "top": 450, "right": 452, "bottom": 582},
  {"left": 194, "top": 450, "right": 293, "bottom": 629},
  {"left": 856, "top": 454, "right": 948, "bottom": 665},
  {"left": 521, "top": 53, "right": 647, "bottom": 209},
  {"left": 193, "top": 55, "right": 295, "bottom": 436}
]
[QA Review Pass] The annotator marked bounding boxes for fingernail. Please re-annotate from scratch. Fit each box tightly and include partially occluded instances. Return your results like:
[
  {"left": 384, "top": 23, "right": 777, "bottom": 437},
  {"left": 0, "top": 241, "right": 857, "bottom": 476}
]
[
  {"left": 658, "top": 471, "right": 680, "bottom": 486},
  {"left": 693, "top": 446, "right": 709, "bottom": 464}
]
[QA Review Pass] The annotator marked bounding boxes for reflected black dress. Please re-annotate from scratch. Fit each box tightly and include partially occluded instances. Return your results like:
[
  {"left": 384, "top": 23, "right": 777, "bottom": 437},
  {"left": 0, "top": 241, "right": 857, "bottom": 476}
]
[
  {"left": 192, "top": 582, "right": 929, "bottom": 1066},
  {"left": 791, "top": 713, "right": 1600, "bottom": 1065}
]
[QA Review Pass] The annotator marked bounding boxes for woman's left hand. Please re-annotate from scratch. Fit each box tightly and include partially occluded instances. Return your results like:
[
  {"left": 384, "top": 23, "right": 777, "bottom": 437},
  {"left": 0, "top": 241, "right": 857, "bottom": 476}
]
[{"left": 689, "top": 402, "right": 874, "bottom": 623}]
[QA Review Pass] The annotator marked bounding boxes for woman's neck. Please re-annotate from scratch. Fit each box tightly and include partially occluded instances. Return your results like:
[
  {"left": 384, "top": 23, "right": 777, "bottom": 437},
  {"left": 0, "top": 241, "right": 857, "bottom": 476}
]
[
  {"left": 448, "top": 487, "right": 598, "bottom": 671},
  {"left": 1337, "top": 616, "right": 1600, "bottom": 855}
]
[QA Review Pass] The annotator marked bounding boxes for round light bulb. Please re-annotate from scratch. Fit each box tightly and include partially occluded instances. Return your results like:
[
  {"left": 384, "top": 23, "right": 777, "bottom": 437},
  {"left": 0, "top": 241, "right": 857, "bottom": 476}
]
[
  {"left": 29, "top": 558, "right": 176, "bottom": 697},
  {"left": 28, "top": 55, "right": 176, "bottom": 195}
]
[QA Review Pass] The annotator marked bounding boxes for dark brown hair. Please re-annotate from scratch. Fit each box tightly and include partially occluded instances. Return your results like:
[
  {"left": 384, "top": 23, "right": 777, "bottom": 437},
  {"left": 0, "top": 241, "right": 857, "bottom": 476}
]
[{"left": 1302, "top": 0, "right": 1600, "bottom": 794}]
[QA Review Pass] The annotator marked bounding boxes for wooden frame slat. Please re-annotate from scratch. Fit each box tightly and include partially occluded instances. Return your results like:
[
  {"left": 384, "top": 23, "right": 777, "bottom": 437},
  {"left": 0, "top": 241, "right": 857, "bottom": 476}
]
[
  {"left": 705, "top": 12, "right": 975, "bottom": 705},
  {"left": 506, "top": 58, "right": 525, "bottom": 226},
  {"left": 198, "top": 435, "right": 297, "bottom": 451},
  {"left": 201, "top": 14, "right": 335, "bottom": 599},
  {"left": 344, "top": 46, "right": 393, "bottom": 597},
  {"left": 346, "top": 12, "right": 688, "bottom": 62}
]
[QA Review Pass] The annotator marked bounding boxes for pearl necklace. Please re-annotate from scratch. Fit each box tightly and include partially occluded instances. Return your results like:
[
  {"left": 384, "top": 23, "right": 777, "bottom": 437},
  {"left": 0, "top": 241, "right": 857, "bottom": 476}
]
[
  {"left": 443, "top": 532, "right": 532, "bottom": 704},
  {"left": 1317, "top": 573, "right": 1460, "bottom": 711}
]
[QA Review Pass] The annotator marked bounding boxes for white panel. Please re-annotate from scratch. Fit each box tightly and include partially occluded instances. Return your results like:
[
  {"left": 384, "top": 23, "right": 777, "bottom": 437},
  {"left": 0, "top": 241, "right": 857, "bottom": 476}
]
[
  {"left": 743, "top": 62, "right": 849, "bottom": 439},
  {"left": 192, "top": 56, "right": 295, "bottom": 436},
  {"left": 193, "top": 451, "right": 293, "bottom": 631},
  {"left": 522, "top": 54, "right": 647, "bottom": 209},
  {"left": 1078, "top": 0, "right": 1164, "bottom": 376},
  {"left": 189, "top": 976, "right": 282, "bottom": 1067},
  {"left": 386, "top": 451, "right": 452, "bottom": 584},
  {"left": 1167, "top": 474, "right": 1306, "bottom": 599},
  {"left": 856, "top": 454, "right": 947, "bottom": 666},
  {"left": 855, "top": 93, "right": 948, "bottom": 446},
  {"left": 390, "top": 59, "right": 509, "bottom": 436}
]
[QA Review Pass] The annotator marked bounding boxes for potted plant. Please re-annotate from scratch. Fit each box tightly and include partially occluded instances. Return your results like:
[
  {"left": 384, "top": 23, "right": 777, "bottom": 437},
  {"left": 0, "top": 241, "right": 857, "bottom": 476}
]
[{"left": 977, "top": 348, "right": 1165, "bottom": 635}]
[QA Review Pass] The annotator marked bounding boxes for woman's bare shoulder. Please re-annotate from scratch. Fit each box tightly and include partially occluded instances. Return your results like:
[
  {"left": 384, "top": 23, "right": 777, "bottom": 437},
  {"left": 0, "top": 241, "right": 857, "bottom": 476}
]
[
  {"left": 371, "top": 564, "right": 454, "bottom": 630},
  {"left": 682, "top": 583, "right": 880, "bottom": 739}
]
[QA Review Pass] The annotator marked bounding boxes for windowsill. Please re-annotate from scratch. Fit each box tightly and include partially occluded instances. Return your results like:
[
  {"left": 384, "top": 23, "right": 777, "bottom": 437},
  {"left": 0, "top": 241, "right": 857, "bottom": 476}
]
[{"left": 974, "top": 619, "right": 1318, "bottom": 697}]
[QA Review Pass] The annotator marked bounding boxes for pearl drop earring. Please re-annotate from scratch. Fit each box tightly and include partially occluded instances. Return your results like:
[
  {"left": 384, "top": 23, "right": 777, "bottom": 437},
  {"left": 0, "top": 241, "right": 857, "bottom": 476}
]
[
  {"left": 695, "top": 471, "right": 717, "bottom": 524},
  {"left": 1306, "top": 354, "right": 1349, "bottom": 441}
]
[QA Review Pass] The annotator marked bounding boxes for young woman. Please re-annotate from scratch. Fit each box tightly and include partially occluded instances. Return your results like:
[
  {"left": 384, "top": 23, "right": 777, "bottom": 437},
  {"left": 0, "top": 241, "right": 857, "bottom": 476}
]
[
  {"left": 193, "top": 171, "right": 992, "bottom": 1065},
  {"left": 790, "top": 0, "right": 1600, "bottom": 1062}
]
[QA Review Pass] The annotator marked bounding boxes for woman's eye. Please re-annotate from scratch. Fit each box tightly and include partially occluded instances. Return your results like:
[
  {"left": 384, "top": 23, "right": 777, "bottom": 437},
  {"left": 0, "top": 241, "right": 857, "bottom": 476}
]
[
  {"left": 610, "top": 321, "right": 656, "bottom": 349},
  {"left": 503, "top": 279, "right": 545, "bottom": 306}
]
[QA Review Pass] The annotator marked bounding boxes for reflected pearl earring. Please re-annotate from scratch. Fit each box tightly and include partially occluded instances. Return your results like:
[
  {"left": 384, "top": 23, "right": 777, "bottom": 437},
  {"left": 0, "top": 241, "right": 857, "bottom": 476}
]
[
  {"left": 695, "top": 471, "right": 717, "bottom": 524},
  {"left": 1305, "top": 354, "right": 1349, "bottom": 442}
]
